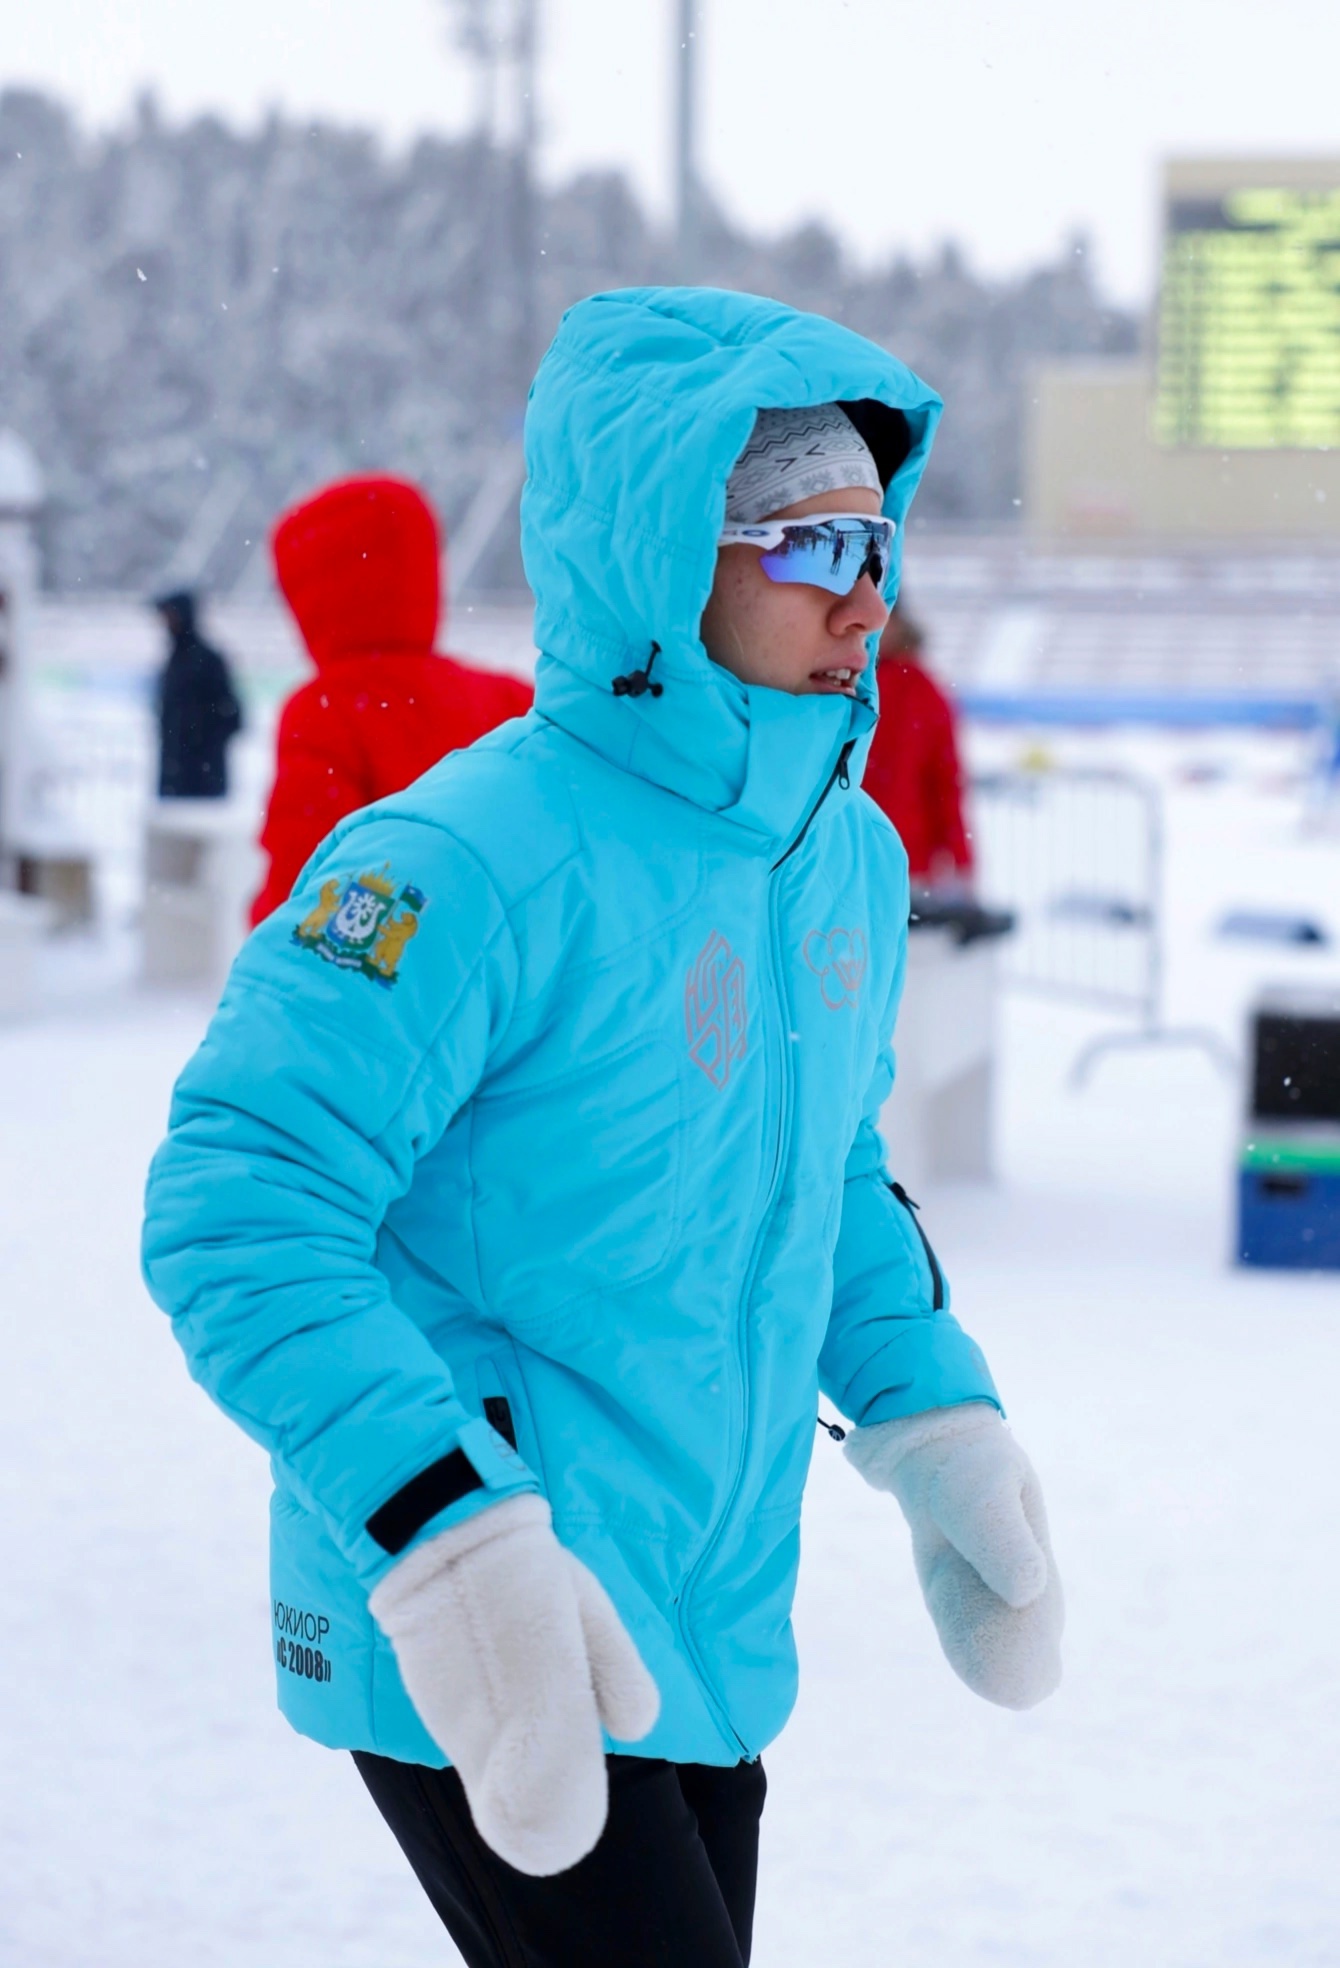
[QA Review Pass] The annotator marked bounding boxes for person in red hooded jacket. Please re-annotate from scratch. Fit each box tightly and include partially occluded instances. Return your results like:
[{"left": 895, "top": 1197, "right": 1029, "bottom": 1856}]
[
  {"left": 250, "top": 475, "right": 532, "bottom": 925},
  {"left": 862, "top": 601, "right": 973, "bottom": 895}
]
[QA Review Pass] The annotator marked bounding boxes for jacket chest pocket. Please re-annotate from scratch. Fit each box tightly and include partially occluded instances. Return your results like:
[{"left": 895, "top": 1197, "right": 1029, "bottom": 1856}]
[{"left": 468, "top": 1037, "right": 685, "bottom": 1333}]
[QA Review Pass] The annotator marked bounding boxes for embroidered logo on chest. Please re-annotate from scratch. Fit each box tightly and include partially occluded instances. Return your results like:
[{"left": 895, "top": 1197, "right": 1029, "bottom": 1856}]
[
  {"left": 803, "top": 927, "right": 868, "bottom": 1009},
  {"left": 685, "top": 932, "right": 748, "bottom": 1088}
]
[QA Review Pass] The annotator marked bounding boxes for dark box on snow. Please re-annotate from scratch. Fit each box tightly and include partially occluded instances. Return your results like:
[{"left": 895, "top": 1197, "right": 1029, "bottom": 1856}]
[{"left": 1238, "top": 988, "right": 1340, "bottom": 1270}]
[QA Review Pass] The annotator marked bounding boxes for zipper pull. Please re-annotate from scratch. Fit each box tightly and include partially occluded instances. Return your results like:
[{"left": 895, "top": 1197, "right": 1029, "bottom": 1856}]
[
  {"left": 836, "top": 740, "right": 854, "bottom": 791},
  {"left": 890, "top": 1179, "right": 918, "bottom": 1210},
  {"left": 817, "top": 1413, "right": 847, "bottom": 1442}
]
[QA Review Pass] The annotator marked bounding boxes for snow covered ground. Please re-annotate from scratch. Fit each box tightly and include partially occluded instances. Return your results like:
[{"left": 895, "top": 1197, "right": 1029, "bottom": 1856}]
[{"left": 2, "top": 733, "right": 1339, "bottom": 1966}]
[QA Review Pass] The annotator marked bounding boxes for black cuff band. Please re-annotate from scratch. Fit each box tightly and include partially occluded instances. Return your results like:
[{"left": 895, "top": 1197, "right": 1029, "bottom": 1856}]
[{"left": 366, "top": 1448, "right": 484, "bottom": 1555}]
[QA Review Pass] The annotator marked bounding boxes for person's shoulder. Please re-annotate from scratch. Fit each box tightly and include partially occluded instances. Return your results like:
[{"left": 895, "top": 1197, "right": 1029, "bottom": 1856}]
[
  {"left": 851, "top": 784, "right": 905, "bottom": 846},
  {"left": 188, "top": 633, "right": 233, "bottom": 672},
  {"left": 358, "top": 717, "right": 580, "bottom": 909},
  {"left": 277, "top": 671, "right": 331, "bottom": 719},
  {"left": 904, "top": 660, "right": 955, "bottom": 720},
  {"left": 878, "top": 654, "right": 948, "bottom": 706},
  {"left": 273, "top": 672, "right": 362, "bottom": 756},
  {"left": 849, "top": 787, "right": 911, "bottom": 880},
  {"left": 435, "top": 651, "right": 534, "bottom": 714}
]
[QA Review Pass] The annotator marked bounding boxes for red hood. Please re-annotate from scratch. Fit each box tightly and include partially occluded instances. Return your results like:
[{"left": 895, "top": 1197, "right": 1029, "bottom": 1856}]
[{"left": 271, "top": 474, "right": 442, "bottom": 668}]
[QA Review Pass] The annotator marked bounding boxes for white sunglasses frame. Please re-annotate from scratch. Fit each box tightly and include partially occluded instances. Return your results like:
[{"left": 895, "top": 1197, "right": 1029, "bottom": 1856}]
[{"left": 716, "top": 510, "right": 898, "bottom": 552}]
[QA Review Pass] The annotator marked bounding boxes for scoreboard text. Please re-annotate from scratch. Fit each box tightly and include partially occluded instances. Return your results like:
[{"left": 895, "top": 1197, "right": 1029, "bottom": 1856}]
[{"left": 1155, "top": 187, "right": 1340, "bottom": 449}]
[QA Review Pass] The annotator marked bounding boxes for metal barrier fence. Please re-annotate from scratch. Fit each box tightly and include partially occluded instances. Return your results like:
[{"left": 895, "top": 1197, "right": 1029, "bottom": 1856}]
[
  {"left": 12, "top": 694, "right": 155, "bottom": 923},
  {"left": 23, "top": 688, "right": 273, "bottom": 925},
  {"left": 971, "top": 768, "right": 1160, "bottom": 1017},
  {"left": 27, "top": 694, "right": 155, "bottom": 860},
  {"left": 970, "top": 766, "right": 1233, "bottom": 1081}
]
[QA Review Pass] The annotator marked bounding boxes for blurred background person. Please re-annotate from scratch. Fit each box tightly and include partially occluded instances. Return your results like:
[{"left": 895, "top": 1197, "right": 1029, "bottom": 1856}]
[
  {"left": 863, "top": 600, "right": 974, "bottom": 899},
  {"left": 152, "top": 588, "right": 242, "bottom": 801},
  {"left": 250, "top": 474, "right": 532, "bottom": 925}
]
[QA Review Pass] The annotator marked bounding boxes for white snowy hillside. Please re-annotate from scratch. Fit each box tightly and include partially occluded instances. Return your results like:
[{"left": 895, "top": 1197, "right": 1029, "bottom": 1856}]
[{"left": 2, "top": 728, "right": 1339, "bottom": 1967}]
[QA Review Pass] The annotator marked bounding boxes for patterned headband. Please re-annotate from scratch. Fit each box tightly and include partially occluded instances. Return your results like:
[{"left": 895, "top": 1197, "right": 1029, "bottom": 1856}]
[{"left": 724, "top": 403, "right": 881, "bottom": 525}]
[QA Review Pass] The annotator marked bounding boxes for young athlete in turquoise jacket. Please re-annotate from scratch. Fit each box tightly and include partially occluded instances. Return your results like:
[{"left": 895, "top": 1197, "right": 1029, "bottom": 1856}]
[{"left": 143, "top": 286, "right": 1062, "bottom": 1967}]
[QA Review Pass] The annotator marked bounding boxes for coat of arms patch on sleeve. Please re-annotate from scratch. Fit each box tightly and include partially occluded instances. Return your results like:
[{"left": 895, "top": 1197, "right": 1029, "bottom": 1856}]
[{"left": 292, "top": 867, "right": 426, "bottom": 986}]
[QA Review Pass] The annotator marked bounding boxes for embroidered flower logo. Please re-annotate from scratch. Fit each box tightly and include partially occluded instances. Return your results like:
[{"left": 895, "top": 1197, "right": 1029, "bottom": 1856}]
[
  {"left": 685, "top": 931, "right": 748, "bottom": 1088},
  {"left": 803, "top": 927, "right": 868, "bottom": 1009}
]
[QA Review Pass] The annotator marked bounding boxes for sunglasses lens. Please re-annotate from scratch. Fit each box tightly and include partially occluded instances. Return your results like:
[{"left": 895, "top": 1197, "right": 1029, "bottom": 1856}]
[{"left": 758, "top": 521, "right": 892, "bottom": 596}]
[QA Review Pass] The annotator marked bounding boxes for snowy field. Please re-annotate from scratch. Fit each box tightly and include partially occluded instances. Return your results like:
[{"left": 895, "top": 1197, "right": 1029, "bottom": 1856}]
[{"left": 3, "top": 731, "right": 1340, "bottom": 1966}]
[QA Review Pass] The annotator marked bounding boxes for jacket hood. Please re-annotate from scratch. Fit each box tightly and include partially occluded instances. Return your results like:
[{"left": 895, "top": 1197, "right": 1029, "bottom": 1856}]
[
  {"left": 154, "top": 589, "right": 198, "bottom": 640},
  {"left": 522, "top": 286, "right": 942, "bottom": 852},
  {"left": 272, "top": 475, "right": 442, "bottom": 669}
]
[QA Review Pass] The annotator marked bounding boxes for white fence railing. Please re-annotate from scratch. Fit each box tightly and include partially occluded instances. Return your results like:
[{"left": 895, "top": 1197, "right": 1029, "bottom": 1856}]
[
  {"left": 971, "top": 766, "right": 1234, "bottom": 1081},
  {"left": 971, "top": 768, "right": 1160, "bottom": 1019}
]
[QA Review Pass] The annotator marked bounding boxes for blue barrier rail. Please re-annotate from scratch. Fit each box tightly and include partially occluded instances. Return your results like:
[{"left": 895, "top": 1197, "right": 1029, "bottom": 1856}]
[{"left": 958, "top": 691, "right": 1325, "bottom": 729}]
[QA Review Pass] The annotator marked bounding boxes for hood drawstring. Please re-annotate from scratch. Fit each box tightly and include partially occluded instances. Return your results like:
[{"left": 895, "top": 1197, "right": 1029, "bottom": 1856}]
[{"left": 612, "top": 642, "right": 664, "bottom": 700}]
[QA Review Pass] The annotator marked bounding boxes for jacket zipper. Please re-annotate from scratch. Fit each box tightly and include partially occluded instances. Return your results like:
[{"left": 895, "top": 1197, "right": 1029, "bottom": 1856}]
[
  {"left": 674, "top": 874, "right": 790, "bottom": 1758},
  {"left": 676, "top": 740, "right": 851, "bottom": 1753},
  {"left": 889, "top": 1181, "right": 945, "bottom": 1311},
  {"left": 770, "top": 740, "right": 855, "bottom": 874}
]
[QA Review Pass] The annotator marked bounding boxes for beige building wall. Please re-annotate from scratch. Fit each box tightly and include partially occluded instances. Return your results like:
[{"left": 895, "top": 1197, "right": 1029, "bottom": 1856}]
[{"left": 1025, "top": 359, "right": 1340, "bottom": 542}]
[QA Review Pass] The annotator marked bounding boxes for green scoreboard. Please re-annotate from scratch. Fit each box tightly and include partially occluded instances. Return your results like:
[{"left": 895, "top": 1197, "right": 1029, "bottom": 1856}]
[{"left": 1155, "top": 170, "right": 1340, "bottom": 450}]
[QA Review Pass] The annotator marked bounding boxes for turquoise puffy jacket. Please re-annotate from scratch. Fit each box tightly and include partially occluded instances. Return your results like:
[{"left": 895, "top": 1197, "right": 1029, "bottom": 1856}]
[{"left": 142, "top": 287, "right": 999, "bottom": 1768}]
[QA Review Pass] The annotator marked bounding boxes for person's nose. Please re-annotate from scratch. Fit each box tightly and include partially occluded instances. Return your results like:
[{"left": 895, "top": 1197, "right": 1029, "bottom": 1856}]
[{"left": 829, "top": 572, "right": 889, "bottom": 639}]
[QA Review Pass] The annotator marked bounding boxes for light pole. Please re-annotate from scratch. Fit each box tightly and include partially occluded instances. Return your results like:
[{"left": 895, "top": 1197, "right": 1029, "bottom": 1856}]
[
  {"left": 675, "top": 0, "right": 700, "bottom": 278},
  {"left": 0, "top": 429, "right": 43, "bottom": 882},
  {"left": 442, "top": 0, "right": 540, "bottom": 391}
]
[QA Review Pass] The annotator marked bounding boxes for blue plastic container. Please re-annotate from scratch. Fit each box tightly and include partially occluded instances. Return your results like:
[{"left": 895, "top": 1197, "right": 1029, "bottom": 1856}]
[{"left": 1237, "top": 1163, "right": 1340, "bottom": 1270}]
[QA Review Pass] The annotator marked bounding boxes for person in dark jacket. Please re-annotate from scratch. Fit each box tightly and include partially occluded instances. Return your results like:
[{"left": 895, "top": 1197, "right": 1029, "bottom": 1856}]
[{"left": 152, "top": 590, "right": 243, "bottom": 799}]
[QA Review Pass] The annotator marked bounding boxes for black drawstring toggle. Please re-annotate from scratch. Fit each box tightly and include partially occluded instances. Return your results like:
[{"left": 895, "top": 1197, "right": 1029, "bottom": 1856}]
[
  {"left": 817, "top": 1413, "right": 848, "bottom": 1443},
  {"left": 612, "top": 641, "right": 664, "bottom": 699}
]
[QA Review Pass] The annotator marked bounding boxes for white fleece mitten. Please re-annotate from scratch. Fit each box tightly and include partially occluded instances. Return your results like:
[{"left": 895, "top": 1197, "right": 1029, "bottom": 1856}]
[
  {"left": 845, "top": 1403, "right": 1063, "bottom": 1709},
  {"left": 368, "top": 1494, "right": 659, "bottom": 1875}
]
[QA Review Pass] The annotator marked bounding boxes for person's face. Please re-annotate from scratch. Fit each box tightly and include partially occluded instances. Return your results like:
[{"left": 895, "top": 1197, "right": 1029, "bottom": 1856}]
[{"left": 699, "top": 485, "right": 889, "bottom": 698}]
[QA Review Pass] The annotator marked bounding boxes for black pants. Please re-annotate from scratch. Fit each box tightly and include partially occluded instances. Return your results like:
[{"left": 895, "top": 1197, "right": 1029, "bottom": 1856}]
[{"left": 354, "top": 1750, "right": 767, "bottom": 1967}]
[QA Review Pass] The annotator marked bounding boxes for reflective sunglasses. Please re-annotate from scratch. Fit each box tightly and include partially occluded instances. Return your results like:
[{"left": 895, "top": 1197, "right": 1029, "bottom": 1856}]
[{"left": 717, "top": 511, "right": 896, "bottom": 596}]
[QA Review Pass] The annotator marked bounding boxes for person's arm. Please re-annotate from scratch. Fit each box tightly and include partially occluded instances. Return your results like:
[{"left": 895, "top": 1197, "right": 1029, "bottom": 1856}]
[
  {"left": 819, "top": 922, "right": 998, "bottom": 1427},
  {"left": 144, "top": 807, "right": 658, "bottom": 1862},
  {"left": 250, "top": 687, "right": 371, "bottom": 924},
  {"left": 819, "top": 898, "right": 1063, "bottom": 1709},
  {"left": 144, "top": 811, "right": 538, "bottom": 1585},
  {"left": 196, "top": 644, "right": 243, "bottom": 740},
  {"left": 215, "top": 651, "right": 244, "bottom": 738}
]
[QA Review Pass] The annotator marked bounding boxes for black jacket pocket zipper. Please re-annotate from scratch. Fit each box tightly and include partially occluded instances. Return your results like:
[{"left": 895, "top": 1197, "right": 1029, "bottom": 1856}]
[
  {"left": 483, "top": 1395, "right": 518, "bottom": 1451},
  {"left": 888, "top": 1182, "right": 945, "bottom": 1312}
]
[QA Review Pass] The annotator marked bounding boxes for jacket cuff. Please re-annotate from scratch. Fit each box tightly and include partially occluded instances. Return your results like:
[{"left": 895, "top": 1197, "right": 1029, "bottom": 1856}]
[
  {"left": 834, "top": 1315, "right": 1002, "bottom": 1428},
  {"left": 354, "top": 1414, "right": 541, "bottom": 1589}
]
